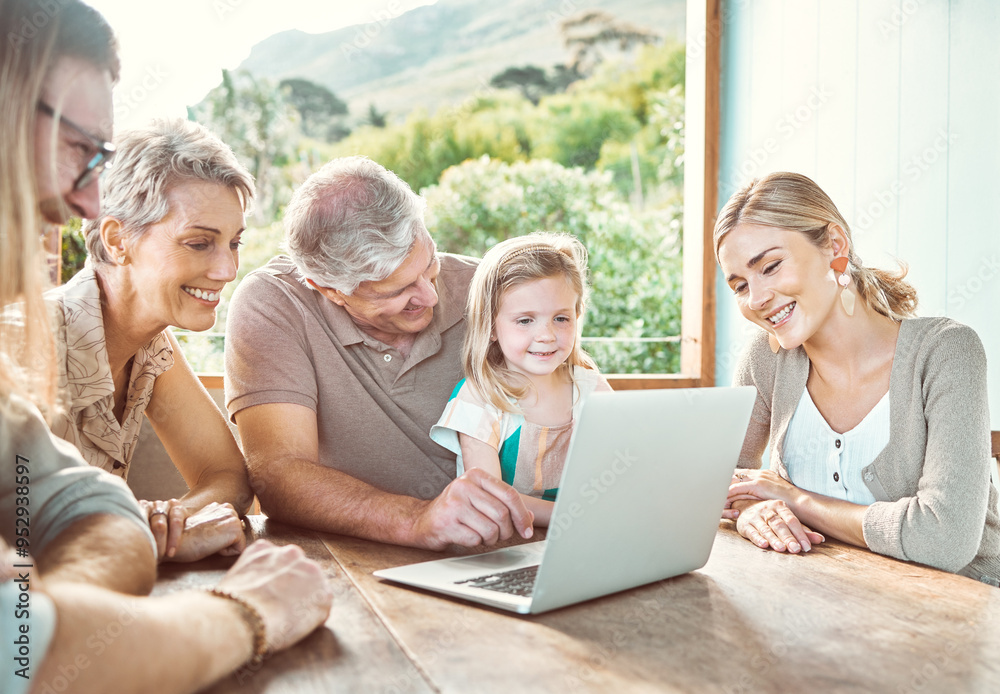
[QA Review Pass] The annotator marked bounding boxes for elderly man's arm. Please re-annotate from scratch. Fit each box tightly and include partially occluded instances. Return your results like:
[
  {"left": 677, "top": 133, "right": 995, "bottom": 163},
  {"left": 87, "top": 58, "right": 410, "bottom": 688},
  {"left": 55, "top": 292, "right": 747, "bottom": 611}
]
[
  {"left": 237, "top": 402, "right": 534, "bottom": 550},
  {"left": 1, "top": 396, "right": 157, "bottom": 595}
]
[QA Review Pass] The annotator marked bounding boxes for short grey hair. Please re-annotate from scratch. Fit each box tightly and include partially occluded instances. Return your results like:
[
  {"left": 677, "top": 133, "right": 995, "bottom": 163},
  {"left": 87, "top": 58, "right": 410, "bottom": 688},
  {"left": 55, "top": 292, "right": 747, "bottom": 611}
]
[
  {"left": 284, "top": 156, "right": 427, "bottom": 294},
  {"left": 84, "top": 118, "right": 254, "bottom": 263}
]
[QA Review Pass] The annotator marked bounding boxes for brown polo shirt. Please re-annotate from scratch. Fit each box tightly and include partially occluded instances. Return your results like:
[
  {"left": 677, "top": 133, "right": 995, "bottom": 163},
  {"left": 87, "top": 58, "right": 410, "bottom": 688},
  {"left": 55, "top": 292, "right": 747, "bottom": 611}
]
[{"left": 225, "top": 253, "right": 477, "bottom": 499}]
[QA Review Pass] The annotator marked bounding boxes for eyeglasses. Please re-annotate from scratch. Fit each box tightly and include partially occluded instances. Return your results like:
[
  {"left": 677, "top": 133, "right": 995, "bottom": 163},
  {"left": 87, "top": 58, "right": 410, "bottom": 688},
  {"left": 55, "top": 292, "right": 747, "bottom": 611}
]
[{"left": 36, "top": 101, "right": 116, "bottom": 191}]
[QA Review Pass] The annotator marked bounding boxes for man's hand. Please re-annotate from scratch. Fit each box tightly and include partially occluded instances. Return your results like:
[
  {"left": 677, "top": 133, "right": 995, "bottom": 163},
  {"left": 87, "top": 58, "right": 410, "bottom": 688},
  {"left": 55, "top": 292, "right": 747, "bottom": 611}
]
[
  {"left": 410, "top": 468, "right": 535, "bottom": 550},
  {"left": 215, "top": 540, "right": 332, "bottom": 652}
]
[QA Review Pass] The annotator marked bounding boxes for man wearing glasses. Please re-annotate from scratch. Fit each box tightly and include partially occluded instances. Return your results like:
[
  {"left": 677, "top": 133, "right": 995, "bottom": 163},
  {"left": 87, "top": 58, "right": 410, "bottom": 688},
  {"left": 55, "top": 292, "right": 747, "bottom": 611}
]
[
  {"left": 2, "top": 3, "right": 332, "bottom": 693},
  {"left": 33, "top": 54, "right": 115, "bottom": 225}
]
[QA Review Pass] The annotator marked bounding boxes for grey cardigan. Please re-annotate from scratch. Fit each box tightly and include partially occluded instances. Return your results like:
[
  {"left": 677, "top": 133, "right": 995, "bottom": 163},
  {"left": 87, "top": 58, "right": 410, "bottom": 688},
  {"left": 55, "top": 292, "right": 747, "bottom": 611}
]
[{"left": 735, "top": 317, "right": 1000, "bottom": 584}]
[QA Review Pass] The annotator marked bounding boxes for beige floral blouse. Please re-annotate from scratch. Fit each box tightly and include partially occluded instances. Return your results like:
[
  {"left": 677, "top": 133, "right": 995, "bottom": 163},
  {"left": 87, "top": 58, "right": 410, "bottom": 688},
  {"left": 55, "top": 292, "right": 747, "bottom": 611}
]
[{"left": 46, "top": 267, "right": 174, "bottom": 479}]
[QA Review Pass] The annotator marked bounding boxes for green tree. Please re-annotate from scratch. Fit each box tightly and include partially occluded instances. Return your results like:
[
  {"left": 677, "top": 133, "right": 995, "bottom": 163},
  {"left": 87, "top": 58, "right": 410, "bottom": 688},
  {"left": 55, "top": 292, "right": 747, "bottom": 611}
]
[
  {"left": 490, "top": 66, "right": 552, "bottom": 106},
  {"left": 365, "top": 103, "right": 388, "bottom": 128},
  {"left": 279, "top": 77, "right": 349, "bottom": 142},
  {"left": 528, "top": 91, "right": 640, "bottom": 169},
  {"left": 188, "top": 69, "right": 299, "bottom": 223},
  {"left": 60, "top": 218, "right": 87, "bottom": 284},
  {"left": 331, "top": 94, "right": 531, "bottom": 191},
  {"left": 559, "top": 10, "right": 661, "bottom": 77}
]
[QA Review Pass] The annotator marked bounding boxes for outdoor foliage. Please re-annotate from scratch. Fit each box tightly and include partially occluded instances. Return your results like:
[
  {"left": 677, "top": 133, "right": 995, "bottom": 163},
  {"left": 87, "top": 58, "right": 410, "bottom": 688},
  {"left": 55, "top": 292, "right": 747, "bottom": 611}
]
[
  {"left": 188, "top": 69, "right": 301, "bottom": 223},
  {"left": 280, "top": 78, "right": 350, "bottom": 143},
  {"left": 67, "top": 41, "right": 688, "bottom": 375},
  {"left": 330, "top": 42, "right": 685, "bottom": 198},
  {"left": 60, "top": 218, "right": 87, "bottom": 284}
]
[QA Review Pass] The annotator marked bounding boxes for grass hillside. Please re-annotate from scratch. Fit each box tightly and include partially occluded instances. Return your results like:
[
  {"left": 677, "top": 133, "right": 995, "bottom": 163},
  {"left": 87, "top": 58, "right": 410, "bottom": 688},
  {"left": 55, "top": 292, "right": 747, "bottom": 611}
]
[{"left": 237, "top": 0, "right": 684, "bottom": 122}]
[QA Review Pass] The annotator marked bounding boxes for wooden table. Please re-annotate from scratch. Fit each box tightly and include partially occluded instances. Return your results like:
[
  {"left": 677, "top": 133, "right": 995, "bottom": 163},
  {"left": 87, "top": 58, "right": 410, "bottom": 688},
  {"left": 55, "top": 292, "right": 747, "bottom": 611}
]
[{"left": 154, "top": 517, "right": 1000, "bottom": 693}]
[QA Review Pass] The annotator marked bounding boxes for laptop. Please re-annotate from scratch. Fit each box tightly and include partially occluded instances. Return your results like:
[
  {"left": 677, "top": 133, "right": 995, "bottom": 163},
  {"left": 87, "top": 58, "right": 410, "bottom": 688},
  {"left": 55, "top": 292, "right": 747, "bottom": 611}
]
[{"left": 374, "top": 386, "right": 756, "bottom": 614}]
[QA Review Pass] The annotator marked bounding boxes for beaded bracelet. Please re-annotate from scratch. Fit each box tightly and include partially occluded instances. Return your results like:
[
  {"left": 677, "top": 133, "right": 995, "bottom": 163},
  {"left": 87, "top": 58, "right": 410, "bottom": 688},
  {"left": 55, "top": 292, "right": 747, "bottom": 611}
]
[{"left": 207, "top": 588, "right": 268, "bottom": 667}]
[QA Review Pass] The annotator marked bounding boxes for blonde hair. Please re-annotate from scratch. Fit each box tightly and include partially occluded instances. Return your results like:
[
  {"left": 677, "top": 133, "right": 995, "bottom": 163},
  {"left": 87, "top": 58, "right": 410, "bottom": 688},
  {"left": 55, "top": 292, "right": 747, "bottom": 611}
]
[
  {"left": 83, "top": 118, "right": 255, "bottom": 263},
  {"left": 713, "top": 172, "right": 917, "bottom": 321},
  {"left": 0, "top": 0, "right": 118, "bottom": 412},
  {"left": 464, "top": 232, "right": 598, "bottom": 413}
]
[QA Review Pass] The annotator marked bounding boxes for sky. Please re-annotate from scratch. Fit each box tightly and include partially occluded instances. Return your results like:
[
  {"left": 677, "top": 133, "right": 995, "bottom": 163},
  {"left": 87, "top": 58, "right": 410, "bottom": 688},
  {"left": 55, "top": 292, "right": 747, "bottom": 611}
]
[{"left": 86, "top": 0, "right": 438, "bottom": 132}]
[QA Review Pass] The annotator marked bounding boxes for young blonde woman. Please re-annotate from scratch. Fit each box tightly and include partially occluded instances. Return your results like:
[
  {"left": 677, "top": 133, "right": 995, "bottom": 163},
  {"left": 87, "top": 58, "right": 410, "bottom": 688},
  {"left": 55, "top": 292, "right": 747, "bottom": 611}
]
[
  {"left": 716, "top": 171, "right": 999, "bottom": 585},
  {"left": 431, "top": 232, "right": 611, "bottom": 527}
]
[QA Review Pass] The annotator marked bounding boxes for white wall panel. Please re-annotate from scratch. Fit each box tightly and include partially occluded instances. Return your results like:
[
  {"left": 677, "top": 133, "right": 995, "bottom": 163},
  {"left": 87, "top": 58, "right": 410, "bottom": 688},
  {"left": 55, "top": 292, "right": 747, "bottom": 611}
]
[
  {"left": 814, "top": 0, "right": 858, "bottom": 223},
  {"left": 896, "top": 0, "right": 950, "bottom": 314},
  {"left": 716, "top": 0, "right": 1000, "bottom": 427}
]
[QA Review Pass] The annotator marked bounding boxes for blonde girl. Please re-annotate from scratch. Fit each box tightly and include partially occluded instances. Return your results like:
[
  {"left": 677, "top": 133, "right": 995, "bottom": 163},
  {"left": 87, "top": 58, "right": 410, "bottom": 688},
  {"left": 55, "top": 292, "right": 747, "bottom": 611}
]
[{"left": 431, "top": 232, "right": 611, "bottom": 527}]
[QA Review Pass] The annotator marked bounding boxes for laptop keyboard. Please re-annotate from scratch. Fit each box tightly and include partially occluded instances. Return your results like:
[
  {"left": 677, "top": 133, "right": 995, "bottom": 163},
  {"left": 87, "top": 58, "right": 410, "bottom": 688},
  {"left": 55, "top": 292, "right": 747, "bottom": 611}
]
[{"left": 455, "top": 565, "right": 539, "bottom": 597}]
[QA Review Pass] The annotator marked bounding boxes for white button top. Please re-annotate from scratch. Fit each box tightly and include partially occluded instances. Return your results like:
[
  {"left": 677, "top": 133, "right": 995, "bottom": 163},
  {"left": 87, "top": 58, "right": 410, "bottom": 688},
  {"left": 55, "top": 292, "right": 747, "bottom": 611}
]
[{"left": 383, "top": 354, "right": 392, "bottom": 362}]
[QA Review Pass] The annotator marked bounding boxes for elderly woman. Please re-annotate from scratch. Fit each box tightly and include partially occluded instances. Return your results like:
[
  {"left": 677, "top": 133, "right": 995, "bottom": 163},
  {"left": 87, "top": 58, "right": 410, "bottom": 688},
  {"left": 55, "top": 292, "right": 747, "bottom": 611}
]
[
  {"left": 717, "top": 172, "right": 999, "bottom": 584},
  {"left": 45, "top": 118, "right": 254, "bottom": 562}
]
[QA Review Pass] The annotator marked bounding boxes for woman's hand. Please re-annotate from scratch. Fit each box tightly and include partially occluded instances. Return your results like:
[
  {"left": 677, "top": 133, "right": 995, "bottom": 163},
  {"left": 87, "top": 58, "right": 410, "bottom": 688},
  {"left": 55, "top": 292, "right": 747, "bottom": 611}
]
[
  {"left": 158, "top": 502, "right": 247, "bottom": 563},
  {"left": 215, "top": 540, "right": 332, "bottom": 653},
  {"left": 728, "top": 468, "right": 802, "bottom": 506},
  {"left": 140, "top": 498, "right": 190, "bottom": 559},
  {"left": 734, "top": 499, "right": 825, "bottom": 553}
]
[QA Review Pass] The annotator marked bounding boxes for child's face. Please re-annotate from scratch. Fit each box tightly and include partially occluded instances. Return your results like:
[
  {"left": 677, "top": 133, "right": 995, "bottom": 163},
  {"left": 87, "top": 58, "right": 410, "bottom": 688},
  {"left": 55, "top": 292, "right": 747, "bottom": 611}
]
[{"left": 492, "top": 275, "right": 579, "bottom": 383}]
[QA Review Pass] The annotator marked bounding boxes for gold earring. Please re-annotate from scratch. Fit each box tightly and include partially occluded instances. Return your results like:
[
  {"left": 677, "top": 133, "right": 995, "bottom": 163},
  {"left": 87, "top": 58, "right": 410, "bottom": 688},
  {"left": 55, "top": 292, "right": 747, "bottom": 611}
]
[
  {"left": 830, "top": 257, "right": 855, "bottom": 317},
  {"left": 768, "top": 332, "right": 780, "bottom": 354}
]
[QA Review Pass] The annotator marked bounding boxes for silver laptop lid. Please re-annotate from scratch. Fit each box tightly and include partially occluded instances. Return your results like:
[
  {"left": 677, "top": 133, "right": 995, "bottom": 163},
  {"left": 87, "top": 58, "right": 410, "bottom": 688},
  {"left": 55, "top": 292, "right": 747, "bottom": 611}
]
[{"left": 530, "top": 386, "right": 755, "bottom": 613}]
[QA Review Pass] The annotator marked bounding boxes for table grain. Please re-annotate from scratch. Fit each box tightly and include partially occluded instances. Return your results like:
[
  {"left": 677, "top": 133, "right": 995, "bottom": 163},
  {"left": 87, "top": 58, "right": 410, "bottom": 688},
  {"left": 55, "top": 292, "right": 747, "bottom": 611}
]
[{"left": 155, "top": 518, "right": 1000, "bottom": 693}]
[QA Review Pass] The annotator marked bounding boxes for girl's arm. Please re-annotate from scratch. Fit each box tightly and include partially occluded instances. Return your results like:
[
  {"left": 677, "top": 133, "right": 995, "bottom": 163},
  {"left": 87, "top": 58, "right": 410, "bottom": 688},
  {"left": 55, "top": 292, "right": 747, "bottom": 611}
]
[
  {"left": 458, "top": 434, "right": 549, "bottom": 527},
  {"left": 141, "top": 331, "right": 254, "bottom": 559}
]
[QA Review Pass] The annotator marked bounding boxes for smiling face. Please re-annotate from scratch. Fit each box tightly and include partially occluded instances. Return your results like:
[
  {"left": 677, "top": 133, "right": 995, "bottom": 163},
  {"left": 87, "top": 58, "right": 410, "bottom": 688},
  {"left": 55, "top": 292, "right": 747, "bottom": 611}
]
[
  {"left": 120, "top": 180, "right": 245, "bottom": 332},
  {"left": 327, "top": 231, "right": 441, "bottom": 343},
  {"left": 492, "top": 275, "right": 580, "bottom": 385},
  {"left": 718, "top": 223, "right": 844, "bottom": 351},
  {"left": 34, "top": 56, "right": 114, "bottom": 224}
]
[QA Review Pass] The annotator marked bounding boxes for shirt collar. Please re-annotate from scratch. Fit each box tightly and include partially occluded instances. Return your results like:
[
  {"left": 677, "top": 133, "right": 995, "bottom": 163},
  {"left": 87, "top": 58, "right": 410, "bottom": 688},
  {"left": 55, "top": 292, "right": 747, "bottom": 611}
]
[{"left": 49, "top": 267, "right": 174, "bottom": 413}]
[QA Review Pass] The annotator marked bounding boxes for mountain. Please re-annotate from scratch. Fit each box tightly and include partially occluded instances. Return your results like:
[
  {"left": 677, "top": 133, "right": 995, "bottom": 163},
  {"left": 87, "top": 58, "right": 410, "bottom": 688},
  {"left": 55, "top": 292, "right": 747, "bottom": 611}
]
[{"left": 236, "top": 0, "right": 685, "bottom": 122}]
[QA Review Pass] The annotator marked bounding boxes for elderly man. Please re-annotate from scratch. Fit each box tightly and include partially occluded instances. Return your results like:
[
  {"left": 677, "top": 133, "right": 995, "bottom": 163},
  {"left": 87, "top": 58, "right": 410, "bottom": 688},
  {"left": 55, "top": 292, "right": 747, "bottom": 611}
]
[{"left": 225, "top": 157, "right": 533, "bottom": 549}]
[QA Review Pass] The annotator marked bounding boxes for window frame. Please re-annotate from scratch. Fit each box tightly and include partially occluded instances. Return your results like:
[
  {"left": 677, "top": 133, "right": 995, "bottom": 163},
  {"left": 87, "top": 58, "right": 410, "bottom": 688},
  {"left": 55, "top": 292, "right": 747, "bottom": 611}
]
[
  {"left": 606, "top": 0, "right": 720, "bottom": 390},
  {"left": 192, "top": 1, "right": 723, "bottom": 394}
]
